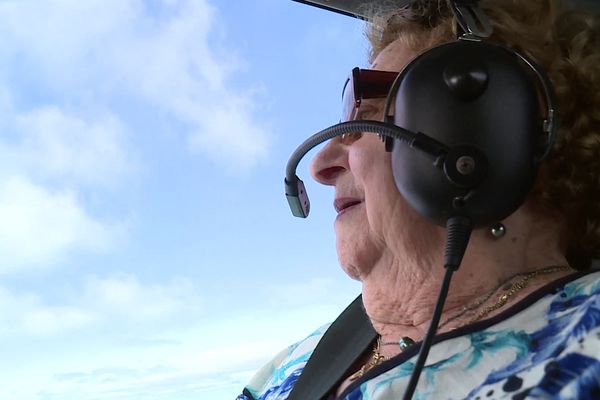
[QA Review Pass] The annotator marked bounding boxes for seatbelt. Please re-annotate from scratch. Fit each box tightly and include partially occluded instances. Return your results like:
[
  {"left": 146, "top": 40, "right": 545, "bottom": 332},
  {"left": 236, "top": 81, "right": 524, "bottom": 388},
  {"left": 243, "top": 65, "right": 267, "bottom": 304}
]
[{"left": 287, "top": 295, "right": 377, "bottom": 400}]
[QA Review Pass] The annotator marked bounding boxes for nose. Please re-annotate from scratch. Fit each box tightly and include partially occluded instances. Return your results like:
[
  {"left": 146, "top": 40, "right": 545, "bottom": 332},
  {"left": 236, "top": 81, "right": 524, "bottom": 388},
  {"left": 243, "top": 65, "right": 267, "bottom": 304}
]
[{"left": 310, "top": 137, "right": 349, "bottom": 186}]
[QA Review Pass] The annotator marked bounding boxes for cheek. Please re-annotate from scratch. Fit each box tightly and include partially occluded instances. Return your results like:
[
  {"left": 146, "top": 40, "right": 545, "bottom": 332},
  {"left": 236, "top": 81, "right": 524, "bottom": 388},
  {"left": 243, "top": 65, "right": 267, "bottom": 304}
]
[
  {"left": 361, "top": 155, "right": 402, "bottom": 233},
  {"left": 335, "top": 157, "right": 394, "bottom": 277},
  {"left": 352, "top": 138, "right": 395, "bottom": 194},
  {"left": 361, "top": 152, "right": 445, "bottom": 262}
]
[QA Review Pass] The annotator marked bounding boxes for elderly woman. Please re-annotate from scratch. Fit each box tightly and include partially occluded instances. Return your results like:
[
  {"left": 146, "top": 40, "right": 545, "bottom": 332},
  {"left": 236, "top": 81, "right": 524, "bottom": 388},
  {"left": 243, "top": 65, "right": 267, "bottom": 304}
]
[{"left": 238, "top": 0, "right": 600, "bottom": 399}]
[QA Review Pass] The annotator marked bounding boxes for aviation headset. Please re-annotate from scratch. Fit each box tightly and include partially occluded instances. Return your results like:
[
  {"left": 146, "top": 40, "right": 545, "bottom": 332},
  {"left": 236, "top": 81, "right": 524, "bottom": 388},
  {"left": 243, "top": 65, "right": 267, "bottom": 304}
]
[
  {"left": 284, "top": 0, "right": 558, "bottom": 398},
  {"left": 285, "top": 1, "right": 557, "bottom": 229}
]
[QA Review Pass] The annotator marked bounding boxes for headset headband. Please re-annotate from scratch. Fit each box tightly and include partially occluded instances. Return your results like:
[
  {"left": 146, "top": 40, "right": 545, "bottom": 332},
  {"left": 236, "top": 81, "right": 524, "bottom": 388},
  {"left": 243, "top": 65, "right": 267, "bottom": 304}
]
[{"left": 291, "top": 0, "right": 600, "bottom": 20}]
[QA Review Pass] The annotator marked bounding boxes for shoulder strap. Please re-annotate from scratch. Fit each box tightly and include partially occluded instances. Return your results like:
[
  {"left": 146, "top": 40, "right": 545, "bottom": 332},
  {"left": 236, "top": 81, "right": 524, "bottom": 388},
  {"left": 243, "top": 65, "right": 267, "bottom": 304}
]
[{"left": 287, "top": 295, "right": 377, "bottom": 400}]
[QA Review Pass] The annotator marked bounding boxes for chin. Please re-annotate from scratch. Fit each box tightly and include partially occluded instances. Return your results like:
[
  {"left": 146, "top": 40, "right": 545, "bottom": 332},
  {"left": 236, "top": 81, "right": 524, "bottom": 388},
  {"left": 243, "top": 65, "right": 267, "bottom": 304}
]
[
  {"left": 336, "top": 244, "right": 363, "bottom": 280},
  {"left": 336, "top": 242, "right": 380, "bottom": 281},
  {"left": 341, "top": 263, "right": 362, "bottom": 281}
]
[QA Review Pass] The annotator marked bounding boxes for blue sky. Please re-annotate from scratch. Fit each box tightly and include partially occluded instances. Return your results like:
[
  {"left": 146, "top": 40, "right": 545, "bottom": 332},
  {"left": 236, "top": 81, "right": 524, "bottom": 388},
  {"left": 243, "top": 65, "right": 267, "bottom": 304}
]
[{"left": 0, "top": 1, "right": 367, "bottom": 399}]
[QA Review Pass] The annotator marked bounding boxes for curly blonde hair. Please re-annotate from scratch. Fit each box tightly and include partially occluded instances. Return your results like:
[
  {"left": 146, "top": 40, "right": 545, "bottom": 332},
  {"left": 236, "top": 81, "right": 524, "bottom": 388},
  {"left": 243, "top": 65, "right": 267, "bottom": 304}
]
[{"left": 365, "top": 0, "right": 600, "bottom": 269}]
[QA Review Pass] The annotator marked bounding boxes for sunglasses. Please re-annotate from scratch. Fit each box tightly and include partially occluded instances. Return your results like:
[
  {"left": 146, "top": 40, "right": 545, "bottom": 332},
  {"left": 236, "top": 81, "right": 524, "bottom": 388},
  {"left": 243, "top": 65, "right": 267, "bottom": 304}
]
[{"left": 341, "top": 67, "right": 398, "bottom": 123}]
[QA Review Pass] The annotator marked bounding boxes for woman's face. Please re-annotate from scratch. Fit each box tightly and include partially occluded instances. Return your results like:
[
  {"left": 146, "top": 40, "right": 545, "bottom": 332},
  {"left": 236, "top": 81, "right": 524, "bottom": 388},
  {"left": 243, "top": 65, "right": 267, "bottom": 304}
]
[{"left": 310, "top": 39, "right": 443, "bottom": 280}]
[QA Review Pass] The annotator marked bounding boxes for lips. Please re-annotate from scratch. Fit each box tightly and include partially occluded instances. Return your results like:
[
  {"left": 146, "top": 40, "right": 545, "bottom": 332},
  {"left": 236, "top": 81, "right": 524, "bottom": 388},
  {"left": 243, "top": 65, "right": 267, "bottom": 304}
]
[{"left": 334, "top": 197, "right": 363, "bottom": 214}]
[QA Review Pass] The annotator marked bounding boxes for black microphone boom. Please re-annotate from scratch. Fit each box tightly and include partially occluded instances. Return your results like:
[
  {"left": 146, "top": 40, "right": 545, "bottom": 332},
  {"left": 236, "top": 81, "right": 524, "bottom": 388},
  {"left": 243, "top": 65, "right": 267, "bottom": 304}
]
[{"left": 285, "top": 120, "right": 450, "bottom": 218}]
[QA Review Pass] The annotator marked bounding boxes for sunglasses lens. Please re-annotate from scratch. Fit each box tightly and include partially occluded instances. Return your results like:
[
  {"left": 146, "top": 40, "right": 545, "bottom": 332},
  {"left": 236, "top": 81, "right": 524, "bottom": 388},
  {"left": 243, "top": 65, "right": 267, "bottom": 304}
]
[
  {"left": 341, "top": 77, "right": 356, "bottom": 122},
  {"left": 341, "top": 69, "right": 398, "bottom": 123},
  {"left": 340, "top": 132, "right": 363, "bottom": 144}
]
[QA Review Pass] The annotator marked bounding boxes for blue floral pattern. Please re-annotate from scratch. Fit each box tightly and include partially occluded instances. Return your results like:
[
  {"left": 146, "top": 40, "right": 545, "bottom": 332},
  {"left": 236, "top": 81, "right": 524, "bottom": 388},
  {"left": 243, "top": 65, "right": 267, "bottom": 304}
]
[{"left": 238, "top": 272, "right": 600, "bottom": 399}]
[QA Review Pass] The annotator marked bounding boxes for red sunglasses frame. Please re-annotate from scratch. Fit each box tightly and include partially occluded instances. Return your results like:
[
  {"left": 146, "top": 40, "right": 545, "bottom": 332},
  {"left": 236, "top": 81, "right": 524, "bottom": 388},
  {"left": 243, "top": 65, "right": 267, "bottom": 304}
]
[{"left": 342, "top": 67, "right": 398, "bottom": 122}]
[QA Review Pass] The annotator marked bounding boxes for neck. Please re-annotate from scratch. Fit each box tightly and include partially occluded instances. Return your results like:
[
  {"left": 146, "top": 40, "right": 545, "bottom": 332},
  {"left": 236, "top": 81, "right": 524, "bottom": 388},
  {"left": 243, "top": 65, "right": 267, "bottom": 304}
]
[{"left": 360, "top": 207, "right": 571, "bottom": 352}]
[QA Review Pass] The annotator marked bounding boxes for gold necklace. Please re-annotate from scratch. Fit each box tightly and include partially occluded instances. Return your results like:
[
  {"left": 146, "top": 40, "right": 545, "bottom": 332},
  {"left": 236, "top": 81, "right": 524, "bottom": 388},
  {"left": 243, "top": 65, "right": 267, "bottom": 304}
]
[
  {"left": 348, "top": 337, "right": 387, "bottom": 381},
  {"left": 348, "top": 265, "right": 571, "bottom": 382},
  {"left": 440, "top": 265, "right": 570, "bottom": 328},
  {"left": 348, "top": 337, "right": 416, "bottom": 381},
  {"left": 469, "top": 265, "right": 570, "bottom": 323}
]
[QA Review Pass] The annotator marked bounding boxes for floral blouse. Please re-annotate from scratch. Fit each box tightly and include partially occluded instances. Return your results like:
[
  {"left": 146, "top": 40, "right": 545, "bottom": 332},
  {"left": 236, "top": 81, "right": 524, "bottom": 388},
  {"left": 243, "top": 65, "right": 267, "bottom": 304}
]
[{"left": 237, "top": 271, "right": 600, "bottom": 399}]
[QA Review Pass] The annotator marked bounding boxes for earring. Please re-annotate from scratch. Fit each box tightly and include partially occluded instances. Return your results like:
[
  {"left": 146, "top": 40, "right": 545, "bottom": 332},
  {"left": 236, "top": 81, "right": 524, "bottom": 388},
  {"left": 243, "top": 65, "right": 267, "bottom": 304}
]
[{"left": 489, "top": 222, "right": 506, "bottom": 238}]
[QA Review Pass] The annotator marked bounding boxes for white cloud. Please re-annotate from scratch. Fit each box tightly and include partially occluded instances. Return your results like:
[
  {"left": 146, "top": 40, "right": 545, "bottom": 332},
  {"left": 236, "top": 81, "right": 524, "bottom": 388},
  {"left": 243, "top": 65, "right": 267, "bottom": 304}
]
[
  {"left": 109, "top": 0, "right": 272, "bottom": 168},
  {"left": 13, "top": 106, "right": 134, "bottom": 186},
  {"left": 266, "top": 277, "right": 338, "bottom": 306},
  {"left": 0, "top": 0, "right": 273, "bottom": 273},
  {"left": 0, "top": 273, "right": 201, "bottom": 338},
  {"left": 187, "top": 94, "right": 270, "bottom": 170},
  {"left": 21, "top": 306, "right": 96, "bottom": 337},
  {"left": 0, "top": 176, "right": 121, "bottom": 274},
  {"left": 0, "top": 0, "right": 271, "bottom": 169},
  {"left": 0, "top": 284, "right": 350, "bottom": 399},
  {"left": 0, "top": 286, "right": 96, "bottom": 337},
  {"left": 0, "top": 1, "right": 278, "bottom": 398},
  {"left": 0, "top": 100, "right": 131, "bottom": 273},
  {"left": 82, "top": 273, "right": 202, "bottom": 320}
]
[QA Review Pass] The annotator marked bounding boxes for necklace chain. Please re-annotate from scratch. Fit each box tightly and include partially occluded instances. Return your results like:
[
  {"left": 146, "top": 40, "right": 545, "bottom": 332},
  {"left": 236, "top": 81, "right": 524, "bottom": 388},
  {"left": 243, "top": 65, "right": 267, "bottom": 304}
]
[
  {"left": 348, "top": 265, "right": 570, "bottom": 382},
  {"left": 347, "top": 337, "right": 386, "bottom": 381},
  {"left": 468, "top": 265, "right": 569, "bottom": 323},
  {"left": 441, "top": 265, "right": 570, "bottom": 328}
]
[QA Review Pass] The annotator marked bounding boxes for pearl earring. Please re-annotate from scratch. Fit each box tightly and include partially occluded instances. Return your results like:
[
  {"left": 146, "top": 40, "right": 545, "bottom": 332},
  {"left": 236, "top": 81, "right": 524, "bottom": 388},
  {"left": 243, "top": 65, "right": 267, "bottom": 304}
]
[{"left": 490, "top": 222, "right": 506, "bottom": 238}]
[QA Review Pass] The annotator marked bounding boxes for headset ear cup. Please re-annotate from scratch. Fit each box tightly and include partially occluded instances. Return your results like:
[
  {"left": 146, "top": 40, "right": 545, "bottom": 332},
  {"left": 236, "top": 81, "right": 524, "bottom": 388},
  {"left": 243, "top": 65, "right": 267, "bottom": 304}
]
[{"left": 390, "top": 41, "right": 550, "bottom": 227}]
